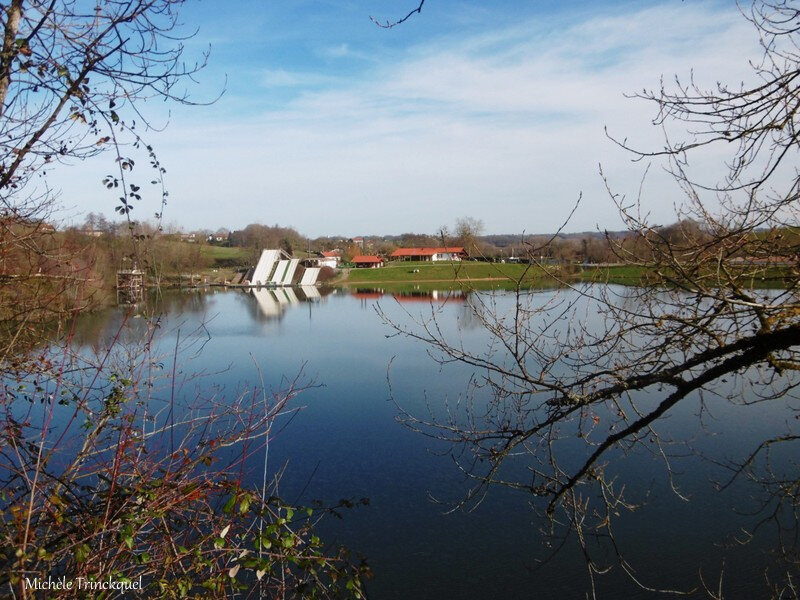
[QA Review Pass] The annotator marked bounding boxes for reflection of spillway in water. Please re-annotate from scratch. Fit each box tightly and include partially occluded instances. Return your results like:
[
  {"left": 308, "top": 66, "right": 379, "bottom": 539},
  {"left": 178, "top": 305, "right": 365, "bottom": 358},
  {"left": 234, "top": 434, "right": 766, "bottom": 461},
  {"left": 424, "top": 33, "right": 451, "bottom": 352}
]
[
  {"left": 299, "top": 285, "right": 320, "bottom": 300},
  {"left": 251, "top": 286, "right": 325, "bottom": 319}
]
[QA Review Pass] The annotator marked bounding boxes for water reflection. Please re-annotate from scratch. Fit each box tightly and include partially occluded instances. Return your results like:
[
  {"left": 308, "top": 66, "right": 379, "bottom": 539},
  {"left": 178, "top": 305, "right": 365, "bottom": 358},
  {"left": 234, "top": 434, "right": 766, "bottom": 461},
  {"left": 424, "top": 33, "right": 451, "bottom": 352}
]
[
  {"left": 247, "top": 285, "right": 335, "bottom": 321},
  {"left": 245, "top": 286, "right": 472, "bottom": 321},
  {"left": 52, "top": 287, "right": 793, "bottom": 599},
  {"left": 351, "top": 287, "right": 467, "bottom": 306}
]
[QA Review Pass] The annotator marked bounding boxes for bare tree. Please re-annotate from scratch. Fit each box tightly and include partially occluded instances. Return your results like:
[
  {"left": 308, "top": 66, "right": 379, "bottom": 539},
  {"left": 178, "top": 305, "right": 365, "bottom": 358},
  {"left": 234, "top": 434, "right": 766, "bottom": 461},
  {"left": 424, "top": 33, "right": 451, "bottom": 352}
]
[
  {"left": 0, "top": 3, "right": 371, "bottom": 597},
  {"left": 0, "top": 0, "right": 212, "bottom": 219},
  {"left": 0, "top": 0, "right": 214, "bottom": 356},
  {"left": 382, "top": 2, "right": 800, "bottom": 596},
  {"left": 454, "top": 216, "right": 484, "bottom": 256}
]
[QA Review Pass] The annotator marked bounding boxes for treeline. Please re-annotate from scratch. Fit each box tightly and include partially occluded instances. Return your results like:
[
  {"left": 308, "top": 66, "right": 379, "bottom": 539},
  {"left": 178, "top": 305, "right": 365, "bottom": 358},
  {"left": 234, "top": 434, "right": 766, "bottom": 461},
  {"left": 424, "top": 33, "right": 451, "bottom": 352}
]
[
  {"left": 2, "top": 212, "right": 795, "bottom": 355},
  {"left": 8, "top": 215, "right": 791, "bottom": 314}
]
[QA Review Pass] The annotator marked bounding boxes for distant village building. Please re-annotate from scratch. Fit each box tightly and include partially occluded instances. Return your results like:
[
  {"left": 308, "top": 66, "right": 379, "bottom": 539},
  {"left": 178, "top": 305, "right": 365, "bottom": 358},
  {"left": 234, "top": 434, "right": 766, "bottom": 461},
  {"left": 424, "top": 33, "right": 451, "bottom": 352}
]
[
  {"left": 179, "top": 232, "right": 197, "bottom": 242},
  {"left": 352, "top": 236, "right": 364, "bottom": 248},
  {"left": 318, "top": 251, "right": 341, "bottom": 269},
  {"left": 352, "top": 255, "right": 384, "bottom": 268},
  {"left": 390, "top": 247, "right": 467, "bottom": 262}
]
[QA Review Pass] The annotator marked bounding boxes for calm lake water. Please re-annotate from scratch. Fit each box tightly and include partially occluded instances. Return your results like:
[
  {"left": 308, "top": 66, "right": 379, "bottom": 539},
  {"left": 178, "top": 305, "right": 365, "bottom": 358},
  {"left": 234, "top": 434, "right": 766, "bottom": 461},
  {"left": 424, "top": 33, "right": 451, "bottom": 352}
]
[{"left": 62, "top": 286, "right": 794, "bottom": 599}]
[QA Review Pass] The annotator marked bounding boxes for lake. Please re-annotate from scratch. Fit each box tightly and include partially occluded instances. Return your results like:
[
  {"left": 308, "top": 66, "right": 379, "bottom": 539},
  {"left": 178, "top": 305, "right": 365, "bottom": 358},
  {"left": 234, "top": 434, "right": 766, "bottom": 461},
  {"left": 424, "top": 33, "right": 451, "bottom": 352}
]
[{"left": 62, "top": 286, "right": 793, "bottom": 599}]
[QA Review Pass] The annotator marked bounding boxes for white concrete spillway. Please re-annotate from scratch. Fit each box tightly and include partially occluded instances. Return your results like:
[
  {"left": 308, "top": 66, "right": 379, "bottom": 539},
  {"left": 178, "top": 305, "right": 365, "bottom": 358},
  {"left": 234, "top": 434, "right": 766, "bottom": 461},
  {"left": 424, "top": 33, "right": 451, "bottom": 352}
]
[
  {"left": 270, "top": 260, "right": 289, "bottom": 285},
  {"left": 300, "top": 267, "right": 320, "bottom": 285},
  {"left": 251, "top": 249, "right": 280, "bottom": 286},
  {"left": 281, "top": 259, "right": 300, "bottom": 286},
  {"left": 251, "top": 250, "right": 319, "bottom": 287}
]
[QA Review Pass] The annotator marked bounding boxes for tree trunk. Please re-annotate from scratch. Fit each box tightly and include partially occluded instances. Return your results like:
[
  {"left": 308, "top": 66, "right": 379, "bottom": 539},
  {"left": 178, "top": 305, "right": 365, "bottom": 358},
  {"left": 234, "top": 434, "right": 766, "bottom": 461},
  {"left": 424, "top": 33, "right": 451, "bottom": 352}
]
[{"left": 0, "top": 0, "right": 23, "bottom": 118}]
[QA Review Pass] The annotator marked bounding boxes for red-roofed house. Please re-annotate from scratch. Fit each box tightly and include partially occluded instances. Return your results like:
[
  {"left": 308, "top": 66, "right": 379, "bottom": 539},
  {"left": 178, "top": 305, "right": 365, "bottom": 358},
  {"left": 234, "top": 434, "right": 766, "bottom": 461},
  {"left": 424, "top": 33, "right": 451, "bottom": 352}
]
[
  {"left": 352, "top": 255, "right": 384, "bottom": 268},
  {"left": 318, "top": 251, "right": 341, "bottom": 269},
  {"left": 389, "top": 247, "right": 467, "bottom": 262}
]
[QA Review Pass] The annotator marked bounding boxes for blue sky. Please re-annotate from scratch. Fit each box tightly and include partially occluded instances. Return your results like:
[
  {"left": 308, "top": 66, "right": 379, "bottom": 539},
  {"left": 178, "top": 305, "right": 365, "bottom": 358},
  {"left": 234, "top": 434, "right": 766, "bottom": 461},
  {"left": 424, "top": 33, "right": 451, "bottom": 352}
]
[{"left": 51, "top": 1, "right": 759, "bottom": 237}]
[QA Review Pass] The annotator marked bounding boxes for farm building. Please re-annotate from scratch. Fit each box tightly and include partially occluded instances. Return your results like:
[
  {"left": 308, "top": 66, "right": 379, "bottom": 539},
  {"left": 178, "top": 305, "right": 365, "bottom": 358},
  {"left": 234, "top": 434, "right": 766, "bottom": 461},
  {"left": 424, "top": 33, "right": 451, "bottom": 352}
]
[
  {"left": 352, "top": 255, "right": 384, "bottom": 268},
  {"left": 389, "top": 247, "right": 467, "bottom": 262},
  {"left": 318, "top": 251, "right": 341, "bottom": 269}
]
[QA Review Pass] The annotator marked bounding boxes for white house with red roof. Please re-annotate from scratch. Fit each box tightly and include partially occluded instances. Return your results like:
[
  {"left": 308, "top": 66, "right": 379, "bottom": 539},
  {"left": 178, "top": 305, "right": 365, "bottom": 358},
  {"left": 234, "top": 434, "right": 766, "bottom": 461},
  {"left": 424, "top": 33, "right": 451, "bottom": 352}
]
[
  {"left": 389, "top": 247, "right": 467, "bottom": 262},
  {"left": 318, "top": 250, "right": 341, "bottom": 269}
]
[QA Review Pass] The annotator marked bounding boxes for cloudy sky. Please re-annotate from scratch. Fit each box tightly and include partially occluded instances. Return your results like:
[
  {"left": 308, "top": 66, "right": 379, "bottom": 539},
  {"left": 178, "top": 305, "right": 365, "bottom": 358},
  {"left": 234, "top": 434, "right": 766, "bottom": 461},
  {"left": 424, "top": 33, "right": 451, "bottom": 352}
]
[{"left": 51, "top": 0, "right": 760, "bottom": 237}]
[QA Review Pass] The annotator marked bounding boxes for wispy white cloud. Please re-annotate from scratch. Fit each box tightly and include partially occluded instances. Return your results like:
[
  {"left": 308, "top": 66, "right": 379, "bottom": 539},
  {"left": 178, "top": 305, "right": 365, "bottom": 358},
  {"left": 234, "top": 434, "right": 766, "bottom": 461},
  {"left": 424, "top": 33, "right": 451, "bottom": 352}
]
[
  {"left": 320, "top": 43, "right": 351, "bottom": 58},
  {"left": 317, "top": 42, "right": 373, "bottom": 61},
  {"left": 52, "top": 2, "right": 762, "bottom": 236},
  {"left": 259, "top": 68, "right": 338, "bottom": 88}
]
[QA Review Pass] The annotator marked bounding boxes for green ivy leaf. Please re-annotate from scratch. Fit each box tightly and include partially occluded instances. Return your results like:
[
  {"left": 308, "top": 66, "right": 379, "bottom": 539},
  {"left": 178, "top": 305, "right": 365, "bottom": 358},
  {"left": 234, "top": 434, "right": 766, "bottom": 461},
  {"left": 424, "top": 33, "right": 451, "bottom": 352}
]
[{"left": 76, "top": 543, "right": 90, "bottom": 563}]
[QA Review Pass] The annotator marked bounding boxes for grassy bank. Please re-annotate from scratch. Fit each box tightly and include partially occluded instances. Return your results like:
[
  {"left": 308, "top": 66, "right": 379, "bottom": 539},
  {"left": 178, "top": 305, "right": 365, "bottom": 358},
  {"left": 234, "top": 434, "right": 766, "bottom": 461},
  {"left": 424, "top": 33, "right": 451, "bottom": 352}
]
[
  {"left": 338, "top": 261, "right": 652, "bottom": 287},
  {"left": 339, "top": 261, "right": 794, "bottom": 289},
  {"left": 339, "top": 261, "right": 558, "bottom": 285},
  {"left": 198, "top": 244, "right": 251, "bottom": 264}
]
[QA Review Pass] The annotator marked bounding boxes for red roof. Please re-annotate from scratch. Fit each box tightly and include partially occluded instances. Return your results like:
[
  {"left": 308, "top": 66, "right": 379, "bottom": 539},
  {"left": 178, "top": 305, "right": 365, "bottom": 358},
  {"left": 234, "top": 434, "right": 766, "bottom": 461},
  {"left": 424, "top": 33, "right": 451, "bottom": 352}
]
[
  {"left": 352, "top": 255, "right": 383, "bottom": 263},
  {"left": 320, "top": 251, "right": 340, "bottom": 258},
  {"left": 390, "top": 247, "right": 466, "bottom": 257}
]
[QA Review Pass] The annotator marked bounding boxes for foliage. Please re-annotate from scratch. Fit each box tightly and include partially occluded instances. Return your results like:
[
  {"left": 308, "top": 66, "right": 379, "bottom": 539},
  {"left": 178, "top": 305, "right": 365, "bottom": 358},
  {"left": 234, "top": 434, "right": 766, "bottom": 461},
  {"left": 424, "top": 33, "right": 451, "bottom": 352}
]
[
  {"left": 229, "top": 224, "right": 307, "bottom": 258},
  {"left": 0, "top": 221, "right": 110, "bottom": 357},
  {"left": 0, "top": 320, "right": 370, "bottom": 598}
]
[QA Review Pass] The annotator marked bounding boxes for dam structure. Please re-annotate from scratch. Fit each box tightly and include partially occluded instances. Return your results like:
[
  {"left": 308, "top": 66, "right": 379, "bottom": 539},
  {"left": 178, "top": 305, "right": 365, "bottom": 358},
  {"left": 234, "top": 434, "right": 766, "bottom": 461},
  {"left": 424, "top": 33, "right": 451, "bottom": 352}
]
[{"left": 247, "top": 249, "right": 319, "bottom": 287}]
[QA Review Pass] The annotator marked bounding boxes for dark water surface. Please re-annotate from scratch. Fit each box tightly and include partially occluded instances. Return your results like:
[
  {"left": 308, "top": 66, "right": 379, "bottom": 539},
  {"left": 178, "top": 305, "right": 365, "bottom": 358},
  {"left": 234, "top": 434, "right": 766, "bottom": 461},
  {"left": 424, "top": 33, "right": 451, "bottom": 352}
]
[{"left": 63, "top": 287, "right": 794, "bottom": 599}]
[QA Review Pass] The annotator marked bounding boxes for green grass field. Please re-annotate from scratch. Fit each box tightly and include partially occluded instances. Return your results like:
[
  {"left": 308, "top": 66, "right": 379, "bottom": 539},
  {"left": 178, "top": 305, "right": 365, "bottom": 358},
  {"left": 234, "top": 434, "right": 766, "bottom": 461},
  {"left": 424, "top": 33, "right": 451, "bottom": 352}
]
[
  {"left": 340, "top": 262, "right": 660, "bottom": 288},
  {"left": 340, "top": 261, "right": 557, "bottom": 285},
  {"left": 198, "top": 245, "right": 250, "bottom": 263}
]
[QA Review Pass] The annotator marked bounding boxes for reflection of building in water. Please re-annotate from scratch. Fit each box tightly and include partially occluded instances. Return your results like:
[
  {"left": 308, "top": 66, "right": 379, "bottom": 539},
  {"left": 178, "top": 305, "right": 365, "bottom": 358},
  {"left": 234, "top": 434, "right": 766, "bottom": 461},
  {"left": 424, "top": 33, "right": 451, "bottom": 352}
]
[
  {"left": 300, "top": 285, "right": 321, "bottom": 301},
  {"left": 352, "top": 290, "right": 384, "bottom": 309},
  {"left": 393, "top": 290, "right": 465, "bottom": 303},
  {"left": 252, "top": 288, "right": 285, "bottom": 318},
  {"left": 351, "top": 288, "right": 467, "bottom": 309},
  {"left": 250, "top": 286, "right": 332, "bottom": 320}
]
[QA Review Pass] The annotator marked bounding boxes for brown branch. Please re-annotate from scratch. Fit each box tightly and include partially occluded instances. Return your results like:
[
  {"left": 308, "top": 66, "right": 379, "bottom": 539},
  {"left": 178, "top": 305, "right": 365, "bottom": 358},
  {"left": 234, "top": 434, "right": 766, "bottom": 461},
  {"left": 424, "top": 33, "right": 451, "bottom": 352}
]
[{"left": 370, "top": 0, "right": 425, "bottom": 29}]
